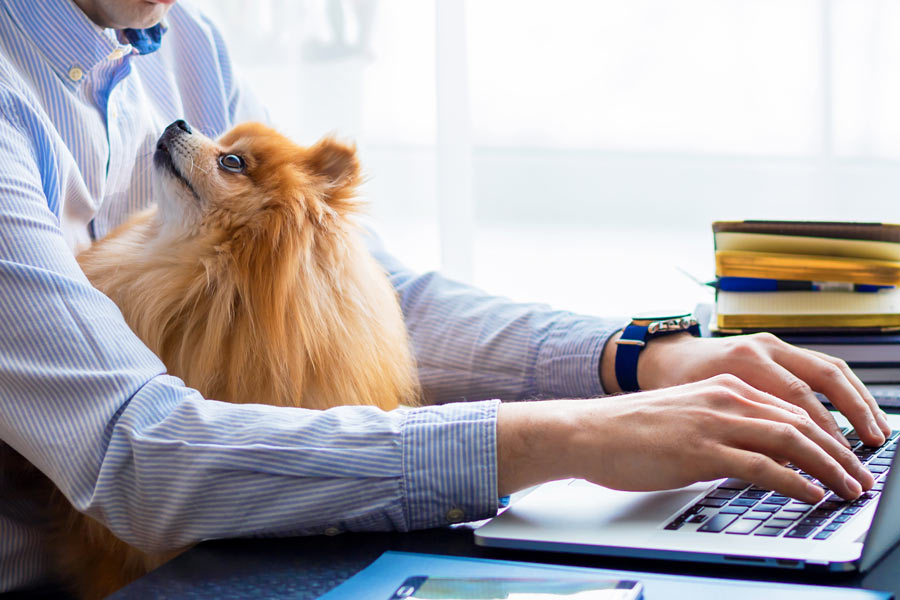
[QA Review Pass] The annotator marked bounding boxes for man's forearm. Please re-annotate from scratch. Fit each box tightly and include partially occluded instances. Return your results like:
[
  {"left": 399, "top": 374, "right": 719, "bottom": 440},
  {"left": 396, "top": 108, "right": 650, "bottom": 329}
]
[
  {"left": 367, "top": 234, "right": 623, "bottom": 402},
  {"left": 496, "top": 401, "right": 578, "bottom": 496}
]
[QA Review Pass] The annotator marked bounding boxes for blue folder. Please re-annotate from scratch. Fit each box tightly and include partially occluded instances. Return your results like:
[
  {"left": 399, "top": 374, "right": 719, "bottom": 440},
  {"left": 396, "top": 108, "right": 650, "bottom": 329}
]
[{"left": 318, "top": 551, "right": 892, "bottom": 600}]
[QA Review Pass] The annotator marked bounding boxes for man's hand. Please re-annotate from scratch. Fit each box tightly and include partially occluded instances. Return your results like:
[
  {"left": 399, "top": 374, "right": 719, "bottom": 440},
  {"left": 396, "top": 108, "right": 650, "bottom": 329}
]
[
  {"left": 600, "top": 331, "right": 891, "bottom": 448},
  {"left": 497, "top": 375, "right": 876, "bottom": 501}
]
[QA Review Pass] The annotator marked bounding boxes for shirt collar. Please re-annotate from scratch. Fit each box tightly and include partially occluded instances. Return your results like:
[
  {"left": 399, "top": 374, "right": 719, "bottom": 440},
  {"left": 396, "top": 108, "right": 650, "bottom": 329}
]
[{"left": 2, "top": 0, "right": 167, "bottom": 88}]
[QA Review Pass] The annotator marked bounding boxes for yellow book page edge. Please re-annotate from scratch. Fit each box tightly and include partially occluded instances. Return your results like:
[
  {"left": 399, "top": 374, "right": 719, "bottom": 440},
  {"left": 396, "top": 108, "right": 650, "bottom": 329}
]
[
  {"left": 715, "top": 251, "right": 900, "bottom": 286},
  {"left": 715, "top": 232, "right": 900, "bottom": 261},
  {"left": 717, "top": 313, "right": 900, "bottom": 329}
]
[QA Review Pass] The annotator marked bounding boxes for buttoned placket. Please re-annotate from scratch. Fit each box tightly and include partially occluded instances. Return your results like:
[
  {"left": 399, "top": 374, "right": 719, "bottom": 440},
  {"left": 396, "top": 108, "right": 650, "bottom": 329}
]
[{"left": 84, "top": 46, "right": 136, "bottom": 241}]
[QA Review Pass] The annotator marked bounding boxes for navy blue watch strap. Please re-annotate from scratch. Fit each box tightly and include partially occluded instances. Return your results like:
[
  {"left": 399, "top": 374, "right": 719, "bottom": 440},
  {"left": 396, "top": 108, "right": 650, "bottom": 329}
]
[
  {"left": 614, "top": 320, "right": 701, "bottom": 393},
  {"left": 615, "top": 324, "right": 649, "bottom": 392}
]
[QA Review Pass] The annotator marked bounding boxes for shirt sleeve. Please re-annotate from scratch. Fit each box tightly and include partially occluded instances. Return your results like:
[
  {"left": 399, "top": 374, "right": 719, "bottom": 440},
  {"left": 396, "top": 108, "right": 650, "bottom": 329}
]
[
  {"left": 365, "top": 229, "right": 625, "bottom": 404},
  {"left": 0, "top": 94, "right": 499, "bottom": 555}
]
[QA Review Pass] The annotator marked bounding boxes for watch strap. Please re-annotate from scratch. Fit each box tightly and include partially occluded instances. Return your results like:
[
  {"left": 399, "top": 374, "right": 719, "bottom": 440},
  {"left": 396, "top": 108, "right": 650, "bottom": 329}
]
[{"left": 614, "top": 323, "right": 649, "bottom": 392}]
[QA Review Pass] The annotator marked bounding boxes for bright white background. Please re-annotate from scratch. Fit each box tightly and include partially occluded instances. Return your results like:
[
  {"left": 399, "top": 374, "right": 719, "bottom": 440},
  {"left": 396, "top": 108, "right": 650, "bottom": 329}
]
[{"left": 191, "top": 0, "right": 900, "bottom": 318}]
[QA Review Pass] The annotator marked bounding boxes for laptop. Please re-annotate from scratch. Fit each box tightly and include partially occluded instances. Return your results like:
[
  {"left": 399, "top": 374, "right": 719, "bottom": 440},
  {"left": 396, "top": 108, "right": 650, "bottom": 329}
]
[{"left": 475, "top": 411, "right": 900, "bottom": 572}]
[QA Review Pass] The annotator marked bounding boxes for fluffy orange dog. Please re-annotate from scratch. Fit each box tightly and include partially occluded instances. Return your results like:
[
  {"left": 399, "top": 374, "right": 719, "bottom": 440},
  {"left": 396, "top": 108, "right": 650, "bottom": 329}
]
[{"left": 45, "top": 120, "right": 420, "bottom": 598}]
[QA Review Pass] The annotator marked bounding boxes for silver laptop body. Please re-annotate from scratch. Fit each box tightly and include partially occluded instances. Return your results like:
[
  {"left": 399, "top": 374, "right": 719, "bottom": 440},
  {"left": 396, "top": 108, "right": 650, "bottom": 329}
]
[{"left": 475, "top": 412, "right": 900, "bottom": 572}]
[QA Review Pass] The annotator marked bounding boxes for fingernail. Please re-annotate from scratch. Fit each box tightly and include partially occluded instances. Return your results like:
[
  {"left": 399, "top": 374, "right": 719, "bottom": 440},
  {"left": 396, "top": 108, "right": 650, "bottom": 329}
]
[
  {"left": 806, "top": 482, "right": 824, "bottom": 502},
  {"left": 845, "top": 474, "right": 862, "bottom": 498},
  {"left": 869, "top": 420, "right": 886, "bottom": 444},
  {"left": 860, "top": 468, "right": 875, "bottom": 490},
  {"left": 877, "top": 411, "right": 891, "bottom": 433},
  {"left": 838, "top": 434, "right": 852, "bottom": 449}
]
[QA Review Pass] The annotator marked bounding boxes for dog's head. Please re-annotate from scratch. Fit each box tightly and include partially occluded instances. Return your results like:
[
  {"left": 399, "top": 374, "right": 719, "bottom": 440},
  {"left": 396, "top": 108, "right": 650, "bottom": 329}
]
[{"left": 152, "top": 120, "right": 361, "bottom": 242}]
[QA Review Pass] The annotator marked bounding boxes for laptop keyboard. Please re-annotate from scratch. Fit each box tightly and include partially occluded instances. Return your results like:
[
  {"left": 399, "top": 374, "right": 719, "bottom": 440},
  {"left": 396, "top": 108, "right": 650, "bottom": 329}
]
[{"left": 664, "top": 428, "right": 898, "bottom": 539}]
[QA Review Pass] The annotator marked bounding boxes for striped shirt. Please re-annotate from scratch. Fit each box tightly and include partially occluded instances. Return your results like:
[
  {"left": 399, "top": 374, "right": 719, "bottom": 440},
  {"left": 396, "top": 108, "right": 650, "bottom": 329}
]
[{"left": 0, "top": 0, "right": 619, "bottom": 591}]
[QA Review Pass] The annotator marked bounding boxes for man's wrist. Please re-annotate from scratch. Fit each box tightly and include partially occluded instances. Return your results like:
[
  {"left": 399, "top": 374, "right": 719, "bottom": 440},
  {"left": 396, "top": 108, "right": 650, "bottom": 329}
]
[
  {"left": 601, "top": 326, "right": 698, "bottom": 394},
  {"left": 496, "top": 401, "right": 577, "bottom": 496},
  {"left": 599, "top": 329, "right": 625, "bottom": 394},
  {"left": 635, "top": 331, "right": 694, "bottom": 391}
]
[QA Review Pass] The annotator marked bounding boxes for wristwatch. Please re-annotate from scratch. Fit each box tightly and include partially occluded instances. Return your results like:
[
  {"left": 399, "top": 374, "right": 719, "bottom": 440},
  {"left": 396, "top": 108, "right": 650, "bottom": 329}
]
[{"left": 614, "top": 310, "right": 700, "bottom": 393}]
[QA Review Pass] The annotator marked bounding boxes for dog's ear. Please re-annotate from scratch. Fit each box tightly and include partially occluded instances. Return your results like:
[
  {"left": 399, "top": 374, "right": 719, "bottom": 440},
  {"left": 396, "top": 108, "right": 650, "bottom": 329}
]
[{"left": 304, "top": 137, "right": 360, "bottom": 209}]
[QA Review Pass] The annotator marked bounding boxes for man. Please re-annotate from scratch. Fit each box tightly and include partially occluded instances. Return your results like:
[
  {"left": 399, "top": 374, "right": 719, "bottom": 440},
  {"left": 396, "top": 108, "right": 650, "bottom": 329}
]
[{"left": 0, "top": 0, "right": 887, "bottom": 593}]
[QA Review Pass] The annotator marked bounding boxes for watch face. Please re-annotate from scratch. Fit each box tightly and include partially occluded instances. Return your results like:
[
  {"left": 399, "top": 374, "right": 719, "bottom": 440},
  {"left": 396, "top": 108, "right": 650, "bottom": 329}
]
[{"left": 631, "top": 310, "right": 692, "bottom": 321}]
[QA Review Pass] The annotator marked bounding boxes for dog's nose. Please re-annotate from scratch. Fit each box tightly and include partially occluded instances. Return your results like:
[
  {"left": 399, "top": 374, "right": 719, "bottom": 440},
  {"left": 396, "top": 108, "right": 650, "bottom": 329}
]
[{"left": 165, "top": 119, "right": 192, "bottom": 136}]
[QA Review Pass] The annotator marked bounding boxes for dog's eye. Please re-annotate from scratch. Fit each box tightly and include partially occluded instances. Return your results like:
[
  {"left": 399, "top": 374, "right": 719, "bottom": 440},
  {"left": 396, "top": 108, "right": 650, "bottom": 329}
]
[{"left": 218, "top": 154, "right": 246, "bottom": 173}]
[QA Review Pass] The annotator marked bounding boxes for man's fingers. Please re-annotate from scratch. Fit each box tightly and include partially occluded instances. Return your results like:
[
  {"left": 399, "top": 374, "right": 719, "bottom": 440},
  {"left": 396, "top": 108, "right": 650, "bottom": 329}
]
[
  {"left": 803, "top": 348, "right": 892, "bottom": 438},
  {"left": 716, "top": 446, "right": 824, "bottom": 504},
  {"left": 770, "top": 344, "right": 887, "bottom": 446},
  {"left": 724, "top": 410, "right": 872, "bottom": 498},
  {"left": 719, "top": 369, "right": 849, "bottom": 449}
]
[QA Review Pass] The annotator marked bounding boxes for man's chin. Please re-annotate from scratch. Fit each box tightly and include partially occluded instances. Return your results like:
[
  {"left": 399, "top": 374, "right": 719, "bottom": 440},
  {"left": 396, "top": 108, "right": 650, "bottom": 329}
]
[
  {"left": 89, "top": 1, "right": 174, "bottom": 30},
  {"left": 129, "top": 4, "right": 173, "bottom": 29}
]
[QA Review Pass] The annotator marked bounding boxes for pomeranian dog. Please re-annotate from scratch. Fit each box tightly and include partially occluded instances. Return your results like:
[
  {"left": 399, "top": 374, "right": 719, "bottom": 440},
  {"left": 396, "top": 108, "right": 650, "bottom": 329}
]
[{"left": 39, "top": 120, "right": 420, "bottom": 598}]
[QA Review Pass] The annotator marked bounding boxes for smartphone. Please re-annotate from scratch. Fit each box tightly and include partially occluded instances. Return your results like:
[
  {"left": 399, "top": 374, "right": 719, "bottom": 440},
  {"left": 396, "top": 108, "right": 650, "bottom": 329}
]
[{"left": 387, "top": 575, "right": 644, "bottom": 600}]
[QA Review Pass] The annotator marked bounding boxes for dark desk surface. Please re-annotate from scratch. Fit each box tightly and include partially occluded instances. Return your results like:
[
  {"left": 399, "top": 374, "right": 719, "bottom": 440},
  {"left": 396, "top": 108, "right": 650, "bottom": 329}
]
[{"left": 108, "top": 524, "right": 900, "bottom": 599}]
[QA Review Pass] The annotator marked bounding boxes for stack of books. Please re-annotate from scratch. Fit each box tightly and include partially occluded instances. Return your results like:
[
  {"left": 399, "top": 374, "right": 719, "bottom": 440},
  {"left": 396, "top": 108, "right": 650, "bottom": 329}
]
[{"left": 710, "top": 221, "right": 900, "bottom": 383}]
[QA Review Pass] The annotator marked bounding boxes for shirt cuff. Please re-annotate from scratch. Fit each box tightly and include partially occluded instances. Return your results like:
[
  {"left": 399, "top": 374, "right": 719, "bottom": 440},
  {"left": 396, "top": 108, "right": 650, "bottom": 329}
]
[
  {"left": 534, "top": 315, "right": 624, "bottom": 398},
  {"left": 402, "top": 399, "right": 500, "bottom": 529}
]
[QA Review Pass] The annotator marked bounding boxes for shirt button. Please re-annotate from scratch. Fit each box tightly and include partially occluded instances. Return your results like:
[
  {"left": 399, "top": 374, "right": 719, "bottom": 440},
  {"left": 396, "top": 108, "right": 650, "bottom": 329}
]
[
  {"left": 108, "top": 48, "right": 126, "bottom": 60},
  {"left": 67, "top": 66, "right": 83, "bottom": 82},
  {"left": 323, "top": 526, "right": 341, "bottom": 536},
  {"left": 445, "top": 507, "right": 465, "bottom": 523}
]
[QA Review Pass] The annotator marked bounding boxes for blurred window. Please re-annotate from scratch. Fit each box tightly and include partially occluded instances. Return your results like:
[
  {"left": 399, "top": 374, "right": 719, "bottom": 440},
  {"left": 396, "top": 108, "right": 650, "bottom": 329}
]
[{"left": 191, "top": 0, "right": 900, "bottom": 316}]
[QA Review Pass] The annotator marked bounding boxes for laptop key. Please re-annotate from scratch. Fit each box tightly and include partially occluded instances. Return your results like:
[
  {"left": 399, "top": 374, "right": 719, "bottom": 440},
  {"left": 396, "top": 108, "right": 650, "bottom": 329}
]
[
  {"left": 720, "top": 506, "right": 749, "bottom": 515},
  {"left": 687, "top": 514, "right": 708, "bottom": 524},
  {"left": 799, "top": 517, "right": 825, "bottom": 527},
  {"left": 786, "top": 525, "right": 816, "bottom": 539},
  {"left": 766, "top": 518, "right": 794, "bottom": 529},
  {"left": 744, "top": 511, "right": 771, "bottom": 520},
  {"left": 726, "top": 519, "right": 762, "bottom": 535},
  {"left": 761, "top": 497, "right": 790, "bottom": 505},
  {"left": 773, "top": 511, "right": 802, "bottom": 521},
  {"left": 833, "top": 514, "right": 852, "bottom": 523},
  {"left": 852, "top": 493, "right": 875, "bottom": 507},
  {"left": 754, "top": 527, "right": 784, "bottom": 537},
  {"left": 718, "top": 478, "right": 750, "bottom": 490},
  {"left": 741, "top": 490, "right": 769, "bottom": 499},
  {"left": 814, "top": 530, "right": 834, "bottom": 540},
  {"left": 698, "top": 514, "right": 739, "bottom": 533},
  {"left": 707, "top": 489, "right": 741, "bottom": 500},
  {"left": 697, "top": 498, "right": 729, "bottom": 508},
  {"left": 729, "top": 498, "right": 759, "bottom": 507}
]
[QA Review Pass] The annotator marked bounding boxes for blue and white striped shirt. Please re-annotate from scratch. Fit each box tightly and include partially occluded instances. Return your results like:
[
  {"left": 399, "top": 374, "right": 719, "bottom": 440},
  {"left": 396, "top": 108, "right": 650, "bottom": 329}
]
[{"left": 0, "top": 0, "right": 619, "bottom": 591}]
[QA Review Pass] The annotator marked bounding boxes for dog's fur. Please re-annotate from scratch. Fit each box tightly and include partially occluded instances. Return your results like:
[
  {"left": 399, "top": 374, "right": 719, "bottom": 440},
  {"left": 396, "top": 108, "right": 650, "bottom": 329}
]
[{"left": 16, "top": 122, "right": 419, "bottom": 599}]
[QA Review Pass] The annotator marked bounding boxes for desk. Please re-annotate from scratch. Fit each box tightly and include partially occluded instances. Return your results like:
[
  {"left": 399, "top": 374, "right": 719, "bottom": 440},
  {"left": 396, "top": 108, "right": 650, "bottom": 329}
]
[{"left": 109, "top": 524, "right": 900, "bottom": 599}]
